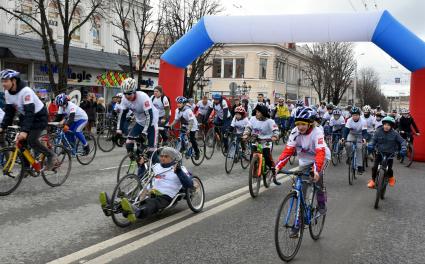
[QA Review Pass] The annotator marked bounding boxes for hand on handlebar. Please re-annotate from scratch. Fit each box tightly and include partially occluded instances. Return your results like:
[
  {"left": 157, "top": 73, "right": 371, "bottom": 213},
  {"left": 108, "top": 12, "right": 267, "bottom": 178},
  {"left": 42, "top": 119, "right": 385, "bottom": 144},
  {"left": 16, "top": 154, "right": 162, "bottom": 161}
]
[
  {"left": 312, "top": 171, "right": 320, "bottom": 183},
  {"left": 271, "top": 136, "right": 278, "bottom": 142},
  {"left": 17, "top": 132, "right": 28, "bottom": 141},
  {"left": 116, "top": 129, "right": 122, "bottom": 135},
  {"left": 63, "top": 125, "right": 70, "bottom": 132}
]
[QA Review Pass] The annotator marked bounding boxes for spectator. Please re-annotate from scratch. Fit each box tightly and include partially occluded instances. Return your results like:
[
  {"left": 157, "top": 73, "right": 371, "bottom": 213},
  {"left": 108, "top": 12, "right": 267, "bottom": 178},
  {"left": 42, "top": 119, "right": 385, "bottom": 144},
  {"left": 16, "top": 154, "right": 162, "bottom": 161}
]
[
  {"left": 80, "top": 92, "right": 97, "bottom": 133},
  {"left": 48, "top": 98, "right": 58, "bottom": 122},
  {"left": 230, "top": 98, "right": 241, "bottom": 117},
  {"left": 96, "top": 97, "right": 106, "bottom": 132}
]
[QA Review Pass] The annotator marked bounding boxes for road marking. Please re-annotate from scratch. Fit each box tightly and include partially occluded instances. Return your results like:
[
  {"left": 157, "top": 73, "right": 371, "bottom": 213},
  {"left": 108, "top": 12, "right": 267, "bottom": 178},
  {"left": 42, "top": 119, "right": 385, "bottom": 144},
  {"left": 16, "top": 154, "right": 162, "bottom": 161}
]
[
  {"left": 48, "top": 169, "right": 296, "bottom": 264},
  {"left": 85, "top": 176, "right": 291, "bottom": 264},
  {"left": 99, "top": 164, "right": 129, "bottom": 171}
]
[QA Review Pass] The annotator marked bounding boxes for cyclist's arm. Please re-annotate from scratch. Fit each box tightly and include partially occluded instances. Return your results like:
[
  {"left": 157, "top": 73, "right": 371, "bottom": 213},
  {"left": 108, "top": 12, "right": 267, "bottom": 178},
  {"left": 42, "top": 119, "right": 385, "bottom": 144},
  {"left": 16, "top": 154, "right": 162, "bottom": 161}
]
[
  {"left": 21, "top": 102, "right": 36, "bottom": 133},
  {"left": 276, "top": 146, "right": 295, "bottom": 170},
  {"left": 1, "top": 104, "right": 16, "bottom": 130},
  {"left": 65, "top": 112, "right": 75, "bottom": 126},
  {"left": 175, "top": 166, "right": 193, "bottom": 189},
  {"left": 117, "top": 108, "right": 129, "bottom": 130},
  {"left": 142, "top": 109, "right": 153, "bottom": 134},
  {"left": 343, "top": 127, "right": 349, "bottom": 140},
  {"left": 169, "top": 110, "right": 180, "bottom": 127},
  {"left": 163, "top": 97, "right": 170, "bottom": 120},
  {"left": 411, "top": 118, "right": 420, "bottom": 134}
]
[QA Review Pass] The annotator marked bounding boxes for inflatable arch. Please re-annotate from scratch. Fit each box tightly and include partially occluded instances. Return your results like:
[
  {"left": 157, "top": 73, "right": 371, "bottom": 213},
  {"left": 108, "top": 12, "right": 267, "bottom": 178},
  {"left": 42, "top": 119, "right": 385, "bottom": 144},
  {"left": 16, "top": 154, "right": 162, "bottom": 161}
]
[{"left": 158, "top": 10, "right": 425, "bottom": 161}]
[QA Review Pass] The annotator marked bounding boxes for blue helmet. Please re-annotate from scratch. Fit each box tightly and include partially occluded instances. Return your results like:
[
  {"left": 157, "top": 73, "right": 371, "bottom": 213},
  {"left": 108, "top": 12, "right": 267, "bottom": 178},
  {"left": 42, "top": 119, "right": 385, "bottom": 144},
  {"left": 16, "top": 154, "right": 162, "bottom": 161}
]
[
  {"left": 296, "top": 100, "right": 304, "bottom": 107},
  {"left": 0, "top": 69, "right": 20, "bottom": 80},
  {"left": 55, "top": 93, "right": 69, "bottom": 106},
  {"left": 350, "top": 106, "right": 361, "bottom": 115},
  {"left": 333, "top": 109, "right": 342, "bottom": 115},
  {"left": 212, "top": 94, "right": 222, "bottom": 100},
  {"left": 176, "top": 96, "right": 188, "bottom": 104},
  {"left": 295, "top": 107, "right": 314, "bottom": 123}
]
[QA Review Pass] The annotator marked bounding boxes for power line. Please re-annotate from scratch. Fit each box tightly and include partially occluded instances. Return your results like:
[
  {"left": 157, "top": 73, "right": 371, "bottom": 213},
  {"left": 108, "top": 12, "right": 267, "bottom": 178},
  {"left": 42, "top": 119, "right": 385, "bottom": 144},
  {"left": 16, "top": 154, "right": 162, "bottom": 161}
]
[{"left": 348, "top": 0, "right": 357, "bottom": 11}]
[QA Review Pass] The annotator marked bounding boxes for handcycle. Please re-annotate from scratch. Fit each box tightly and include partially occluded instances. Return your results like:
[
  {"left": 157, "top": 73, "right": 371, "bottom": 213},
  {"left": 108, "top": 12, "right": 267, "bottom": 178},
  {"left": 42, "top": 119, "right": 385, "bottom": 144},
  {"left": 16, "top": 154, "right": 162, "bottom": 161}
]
[
  {"left": 373, "top": 151, "right": 396, "bottom": 209},
  {"left": 224, "top": 134, "right": 251, "bottom": 173},
  {"left": 274, "top": 169, "right": 326, "bottom": 262},
  {"left": 0, "top": 131, "right": 71, "bottom": 196},
  {"left": 47, "top": 122, "right": 97, "bottom": 165},
  {"left": 107, "top": 147, "right": 205, "bottom": 227}
]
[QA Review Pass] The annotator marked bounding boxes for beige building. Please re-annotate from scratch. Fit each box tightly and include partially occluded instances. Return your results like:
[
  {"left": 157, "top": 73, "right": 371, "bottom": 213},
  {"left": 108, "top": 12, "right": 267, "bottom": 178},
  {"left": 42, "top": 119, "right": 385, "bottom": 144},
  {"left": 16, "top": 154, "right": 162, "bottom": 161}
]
[{"left": 202, "top": 43, "right": 319, "bottom": 105}]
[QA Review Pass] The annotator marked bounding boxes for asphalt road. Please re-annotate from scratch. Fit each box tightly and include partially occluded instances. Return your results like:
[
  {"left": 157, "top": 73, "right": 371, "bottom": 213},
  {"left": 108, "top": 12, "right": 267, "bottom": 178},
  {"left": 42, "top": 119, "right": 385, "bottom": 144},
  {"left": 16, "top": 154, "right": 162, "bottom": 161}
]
[{"left": 1, "top": 142, "right": 425, "bottom": 264}]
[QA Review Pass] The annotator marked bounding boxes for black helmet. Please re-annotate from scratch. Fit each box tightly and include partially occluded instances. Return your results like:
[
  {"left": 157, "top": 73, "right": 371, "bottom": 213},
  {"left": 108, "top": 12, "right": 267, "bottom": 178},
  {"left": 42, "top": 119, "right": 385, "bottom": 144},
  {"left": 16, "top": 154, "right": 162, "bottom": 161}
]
[
  {"left": 350, "top": 106, "right": 361, "bottom": 115},
  {"left": 254, "top": 104, "right": 270, "bottom": 118}
]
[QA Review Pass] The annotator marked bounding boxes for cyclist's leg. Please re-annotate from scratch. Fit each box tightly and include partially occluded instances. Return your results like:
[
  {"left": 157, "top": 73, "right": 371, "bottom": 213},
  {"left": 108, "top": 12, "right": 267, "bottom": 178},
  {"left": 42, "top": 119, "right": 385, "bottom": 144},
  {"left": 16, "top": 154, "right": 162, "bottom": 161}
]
[
  {"left": 263, "top": 146, "right": 280, "bottom": 184},
  {"left": 134, "top": 195, "right": 173, "bottom": 219},
  {"left": 345, "top": 135, "right": 354, "bottom": 162},
  {"left": 355, "top": 135, "right": 363, "bottom": 171},
  {"left": 126, "top": 123, "right": 143, "bottom": 153},
  {"left": 27, "top": 129, "right": 56, "bottom": 167},
  {"left": 189, "top": 130, "right": 200, "bottom": 158},
  {"left": 371, "top": 153, "right": 382, "bottom": 180},
  {"left": 72, "top": 119, "right": 89, "bottom": 147}
]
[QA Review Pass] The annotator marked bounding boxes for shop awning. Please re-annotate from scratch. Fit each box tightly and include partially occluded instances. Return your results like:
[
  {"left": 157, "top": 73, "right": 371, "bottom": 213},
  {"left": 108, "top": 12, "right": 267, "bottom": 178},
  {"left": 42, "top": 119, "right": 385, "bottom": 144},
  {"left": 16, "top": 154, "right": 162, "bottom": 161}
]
[{"left": 0, "top": 33, "right": 131, "bottom": 71}]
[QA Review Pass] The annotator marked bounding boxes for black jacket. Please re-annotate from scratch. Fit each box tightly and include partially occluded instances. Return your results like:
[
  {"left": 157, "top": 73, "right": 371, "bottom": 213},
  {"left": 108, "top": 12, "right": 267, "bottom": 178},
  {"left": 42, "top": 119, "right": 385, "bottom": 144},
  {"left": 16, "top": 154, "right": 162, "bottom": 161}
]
[{"left": 369, "top": 127, "right": 406, "bottom": 154}]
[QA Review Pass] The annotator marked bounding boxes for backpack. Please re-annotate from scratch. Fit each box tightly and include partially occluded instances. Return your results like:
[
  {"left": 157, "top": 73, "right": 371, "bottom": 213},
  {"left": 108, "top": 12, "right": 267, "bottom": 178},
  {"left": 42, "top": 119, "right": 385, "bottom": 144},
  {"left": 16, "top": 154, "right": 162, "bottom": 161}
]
[
  {"left": 151, "top": 95, "right": 171, "bottom": 109},
  {"left": 221, "top": 96, "right": 231, "bottom": 110}
]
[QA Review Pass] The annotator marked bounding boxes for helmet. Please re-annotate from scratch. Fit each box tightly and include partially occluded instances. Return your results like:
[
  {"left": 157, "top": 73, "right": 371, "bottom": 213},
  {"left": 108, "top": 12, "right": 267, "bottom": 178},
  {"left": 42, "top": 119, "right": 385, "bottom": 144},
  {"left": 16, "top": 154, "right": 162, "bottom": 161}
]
[
  {"left": 350, "top": 106, "right": 361, "bottom": 115},
  {"left": 0, "top": 69, "right": 20, "bottom": 80},
  {"left": 212, "top": 94, "right": 222, "bottom": 100},
  {"left": 333, "top": 109, "right": 342, "bottom": 115},
  {"left": 295, "top": 107, "right": 314, "bottom": 123},
  {"left": 176, "top": 96, "right": 188, "bottom": 104},
  {"left": 254, "top": 104, "right": 270, "bottom": 118},
  {"left": 55, "top": 93, "right": 69, "bottom": 106},
  {"left": 326, "top": 103, "right": 334, "bottom": 110},
  {"left": 296, "top": 100, "right": 304, "bottom": 107},
  {"left": 392, "top": 109, "right": 397, "bottom": 113},
  {"left": 115, "top": 93, "right": 123, "bottom": 98},
  {"left": 382, "top": 116, "right": 396, "bottom": 127},
  {"left": 121, "top": 78, "right": 137, "bottom": 94},
  {"left": 400, "top": 108, "right": 410, "bottom": 114},
  {"left": 234, "top": 105, "right": 246, "bottom": 115},
  {"left": 362, "top": 105, "right": 371, "bottom": 113}
]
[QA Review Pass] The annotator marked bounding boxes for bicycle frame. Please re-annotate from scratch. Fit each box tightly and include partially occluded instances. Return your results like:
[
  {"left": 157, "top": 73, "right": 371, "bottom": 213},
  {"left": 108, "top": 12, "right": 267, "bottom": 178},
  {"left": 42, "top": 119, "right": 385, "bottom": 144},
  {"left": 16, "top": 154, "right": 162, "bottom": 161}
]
[{"left": 3, "top": 141, "right": 45, "bottom": 174}]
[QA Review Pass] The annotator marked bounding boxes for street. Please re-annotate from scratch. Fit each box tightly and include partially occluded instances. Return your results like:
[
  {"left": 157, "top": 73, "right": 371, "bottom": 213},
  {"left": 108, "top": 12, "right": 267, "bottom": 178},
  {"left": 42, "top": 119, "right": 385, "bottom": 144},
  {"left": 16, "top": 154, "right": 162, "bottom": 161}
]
[{"left": 1, "top": 144, "right": 425, "bottom": 264}]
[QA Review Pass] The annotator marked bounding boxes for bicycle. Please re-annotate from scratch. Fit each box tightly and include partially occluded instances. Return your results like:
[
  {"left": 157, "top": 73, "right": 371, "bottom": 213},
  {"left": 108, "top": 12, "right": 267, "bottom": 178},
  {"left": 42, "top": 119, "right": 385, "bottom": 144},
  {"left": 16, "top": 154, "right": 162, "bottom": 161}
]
[
  {"left": 0, "top": 133, "right": 71, "bottom": 196},
  {"left": 330, "top": 133, "right": 343, "bottom": 166},
  {"left": 204, "top": 125, "right": 229, "bottom": 159},
  {"left": 274, "top": 169, "right": 326, "bottom": 262},
  {"left": 174, "top": 128, "right": 206, "bottom": 166},
  {"left": 96, "top": 117, "right": 125, "bottom": 152},
  {"left": 225, "top": 134, "right": 251, "bottom": 173},
  {"left": 275, "top": 117, "right": 290, "bottom": 145},
  {"left": 107, "top": 147, "right": 205, "bottom": 227},
  {"left": 344, "top": 140, "right": 364, "bottom": 185},
  {"left": 48, "top": 122, "right": 97, "bottom": 165},
  {"left": 247, "top": 138, "right": 274, "bottom": 198},
  {"left": 399, "top": 134, "right": 414, "bottom": 167},
  {"left": 373, "top": 152, "right": 395, "bottom": 209}
]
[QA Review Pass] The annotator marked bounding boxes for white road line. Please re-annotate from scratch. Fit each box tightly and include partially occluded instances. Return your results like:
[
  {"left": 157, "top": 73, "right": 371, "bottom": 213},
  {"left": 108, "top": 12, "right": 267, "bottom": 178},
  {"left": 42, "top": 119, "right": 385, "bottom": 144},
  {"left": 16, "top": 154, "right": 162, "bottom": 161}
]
[
  {"left": 99, "top": 164, "right": 129, "bottom": 171},
  {"left": 85, "top": 176, "right": 291, "bottom": 264},
  {"left": 48, "top": 169, "right": 296, "bottom": 264}
]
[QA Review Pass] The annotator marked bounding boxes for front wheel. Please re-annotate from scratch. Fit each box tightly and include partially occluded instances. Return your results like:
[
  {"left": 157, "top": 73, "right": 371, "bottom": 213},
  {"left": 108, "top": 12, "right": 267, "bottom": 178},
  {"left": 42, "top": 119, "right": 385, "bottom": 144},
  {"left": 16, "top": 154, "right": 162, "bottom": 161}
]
[
  {"left": 308, "top": 190, "right": 326, "bottom": 240},
  {"left": 186, "top": 176, "right": 205, "bottom": 213},
  {"left": 42, "top": 145, "right": 72, "bottom": 187},
  {"left": 348, "top": 160, "right": 354, "bottom": 185},
  {"left": 263, "top": 169, "right": 272, "bottom": 188},
  {"left": 76, "top": 133, "right": 97, "bottom": 165},
  {"left": 204, "top": 128, "right": 215, "bottom": 160},
  {"left": 225, "top": 142, "right": 237, "bottom": 174},
  {"left": 0, "top": 147, "right": 24, "bottom": 196},
  {"left": 111, "top": 174, "right": 142, "bottom": 227},
  {"left": 117, "top": 153, "right": 139, "bottom": 183},
  {"left": 97, "top": 128, "right": 115, "bottom": 152},
  {"left": 248, "top": 154, "right": 261, "bottom": 198},
  {"left": 406, "top": 143, "right": 414, "bottom": 167},
  {"left": 374, "top": 169, "right": 385, "bottom": 209},
  {"left": 240, "top": 145, "right": 251, "bottom": 170}
]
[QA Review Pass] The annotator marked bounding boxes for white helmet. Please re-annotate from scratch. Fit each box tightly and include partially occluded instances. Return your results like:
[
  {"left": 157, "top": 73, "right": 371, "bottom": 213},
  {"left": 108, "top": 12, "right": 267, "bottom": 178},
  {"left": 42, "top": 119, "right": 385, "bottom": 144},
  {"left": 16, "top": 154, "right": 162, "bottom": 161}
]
[
  {"left": 362, "top": 105, "right": 371, "bottom": 113},
  {"left": 116, "top": 93, "right": 123, "bottom": 98},
  {"left": 121, "top": 78, "right": 137, "bottom": 94}
]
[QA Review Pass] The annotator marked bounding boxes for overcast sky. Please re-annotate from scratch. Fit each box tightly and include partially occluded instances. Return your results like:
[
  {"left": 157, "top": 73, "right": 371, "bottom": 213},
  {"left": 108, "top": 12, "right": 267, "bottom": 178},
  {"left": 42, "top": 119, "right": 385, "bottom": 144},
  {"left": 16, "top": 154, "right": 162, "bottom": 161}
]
[{"left": 220, "top": 0, "right": 425, "bottom": 95}]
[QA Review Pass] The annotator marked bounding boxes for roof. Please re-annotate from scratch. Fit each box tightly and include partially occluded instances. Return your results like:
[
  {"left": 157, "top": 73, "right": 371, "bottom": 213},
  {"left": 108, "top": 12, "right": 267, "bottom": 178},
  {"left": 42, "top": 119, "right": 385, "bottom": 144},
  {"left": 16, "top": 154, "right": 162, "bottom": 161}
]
[{"left": 0, "top": 33, "right": 130, "bottom": 71}]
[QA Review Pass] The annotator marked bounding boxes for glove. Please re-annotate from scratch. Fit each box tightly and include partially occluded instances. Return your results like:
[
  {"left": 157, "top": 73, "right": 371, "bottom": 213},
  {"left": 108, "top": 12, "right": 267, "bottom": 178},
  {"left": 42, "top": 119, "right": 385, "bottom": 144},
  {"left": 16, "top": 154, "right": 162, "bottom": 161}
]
[
  {"left": 63, "top": 125, "right": 69, "bottom": 132},
  {"left": 174, "top": 162, "right": 182, "bottom": 173},
  {"left": 400, "top": 148, "right": 407, "bottom": 157},
  {"left": 367, "top": 143, "right": 374, "bottom": 154}
]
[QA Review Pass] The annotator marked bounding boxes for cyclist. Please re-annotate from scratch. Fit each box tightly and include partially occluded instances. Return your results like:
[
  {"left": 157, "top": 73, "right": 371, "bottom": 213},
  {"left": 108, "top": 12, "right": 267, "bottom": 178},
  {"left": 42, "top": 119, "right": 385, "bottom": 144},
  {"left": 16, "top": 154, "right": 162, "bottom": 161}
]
[
  {"left": 212, "top": 94, "right": 231, "bottom": 152},
  {"left": 275, "top": 106, "right": 330, "bottom": 236},
  {"left": 54, "top": 93, "right": 90, "bottom": 155},
  {"left": 242, "top": 104, "right": 280, "bottom": 185},
  {"left": 317, "top": 101, "right": 327, "bottom": 118},
  {"left": 367, "top": 116, "right": 406, "bottom": 188},
  {"left": 341, "top": 106, "right": 368, "bottom": 174},
  {"left": 252, "top": 93, "right": 270, "bottom": 116},
  {"left": 362, "top": 105, "right": 375, "bottom": 141},
  {"left": 329, "top": 109, "right": 345, "bottom": 146},
  {"left": 0, "top": 69, "right": 57, "bottom": 170},
  {"left": 116, "top": 78, "right": 159, "bottom": 155},
  {"left": 322, "top": 104, "right": 334, "bottom": 137},
  {"left": 195, "top": 96, "right": 213, "bottom": 125},
  {"left": 289, "top": 100, "right": 305, "bottom": 129},
  {"left": 151, "top": 86, "right": 170, "bottom": 146},
  {"left": 273, "top": 97, "right": 290, "bottom": 136},
  {"left": 99, "top": 147, "right": 193, "bottom": 221},
  {"left": 169, "top": 96, "right": 200, "bottom": 160},
  {"left": 374, "top": 110, "right": 385, "bottom": 129},
  {"left": 398, "top": 108, "right": 420, "bottom": 143}
]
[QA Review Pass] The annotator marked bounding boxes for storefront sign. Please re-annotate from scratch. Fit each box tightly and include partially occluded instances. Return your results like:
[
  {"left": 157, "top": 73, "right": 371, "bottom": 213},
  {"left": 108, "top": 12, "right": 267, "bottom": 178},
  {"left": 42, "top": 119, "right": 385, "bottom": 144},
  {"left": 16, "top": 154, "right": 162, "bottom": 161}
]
[
  {"left": 141, "top": 58, "right": 160, "bottom": 74},
  {"left": 34, "top": 63, "right": 100, "bottom": 86}
]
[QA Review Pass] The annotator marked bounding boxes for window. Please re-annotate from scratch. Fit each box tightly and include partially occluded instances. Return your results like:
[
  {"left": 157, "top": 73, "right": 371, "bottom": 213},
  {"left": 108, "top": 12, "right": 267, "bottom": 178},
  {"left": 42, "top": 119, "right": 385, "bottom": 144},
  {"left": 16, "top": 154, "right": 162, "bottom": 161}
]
[
  {"left": 288, "top": 65, "right": 298, "bottom": 84},
  {"left": 48, "top": 2, "right": 59, "bottom": 27},
  {"left": 276, "top": 60, "right": 285, "bottom": 81},
  {"left": 212, "top": 59, "right": 222, "bottom": 78},
  {"left": 91, "top": 16, "right": 101, "bottom": 45},
  {"left": 235, "top": 58, "right": 245, "bottom": 78},
  {"left": 71, "top": 9, "right": 81, "bottom": 41},
  {"left": 20, "top": 0, "right": 33, "bottom": 33},
  {"left": 223, "top": 59, "right": 233, "bottom": 78},
  {"left": 259, "top": 58, "right": 267, "bottom": 79}
]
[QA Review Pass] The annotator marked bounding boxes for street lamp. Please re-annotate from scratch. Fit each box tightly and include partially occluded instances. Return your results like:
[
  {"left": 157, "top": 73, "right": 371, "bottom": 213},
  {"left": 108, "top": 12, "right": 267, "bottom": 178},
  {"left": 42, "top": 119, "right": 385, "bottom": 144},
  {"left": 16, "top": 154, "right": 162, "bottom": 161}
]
[
  {"left": 237, "top": 80, "right": 251, "bottom": 97},
  {"left": 197, "top": 76, "right": 210, "bottom": 99}
]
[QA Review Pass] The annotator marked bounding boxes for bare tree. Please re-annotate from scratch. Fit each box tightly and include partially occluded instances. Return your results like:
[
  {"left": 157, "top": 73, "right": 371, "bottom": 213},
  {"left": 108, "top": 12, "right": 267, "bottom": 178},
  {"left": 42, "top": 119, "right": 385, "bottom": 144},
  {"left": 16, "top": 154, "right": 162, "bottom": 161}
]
[
  {"left": 163, "top": 0, "right": 222, "bottom": 97},
  {"left": 304, "top": 45, "right": 328, "bottom": 102},
  {"left": 357, "top": 67, "right": 388, "bottom": 109},
  {"left": 330, "top": 43, "right": 356, "bottom": 105}
]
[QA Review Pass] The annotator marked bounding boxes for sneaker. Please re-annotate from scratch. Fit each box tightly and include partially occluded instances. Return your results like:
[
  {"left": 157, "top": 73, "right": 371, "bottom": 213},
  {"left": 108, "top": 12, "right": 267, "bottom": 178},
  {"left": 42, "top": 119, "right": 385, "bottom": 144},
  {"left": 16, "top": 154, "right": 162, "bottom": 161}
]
[
  {"left": 83, "top": 145, "right": 90, "bottom": 155},
  {"left": 272, "top": 170, "right": 281, "bottom": 185},
  {"left": 120, "top": 198, "right": 137, "bottom": 223},
  {"left": 99, "top": 192, "right": 112, "bottom": 217},
  {"left": 358, "top": 166, "right": 364, "bottom": 174},
  {"left": 388, "top": 176, "right": 396, "bottom": 187},
  {"left": 367, "top": 179, "right": 375, "bottom": 189},
  {"left": 289, "top": 227, "right": 300, "bottom": 238}
]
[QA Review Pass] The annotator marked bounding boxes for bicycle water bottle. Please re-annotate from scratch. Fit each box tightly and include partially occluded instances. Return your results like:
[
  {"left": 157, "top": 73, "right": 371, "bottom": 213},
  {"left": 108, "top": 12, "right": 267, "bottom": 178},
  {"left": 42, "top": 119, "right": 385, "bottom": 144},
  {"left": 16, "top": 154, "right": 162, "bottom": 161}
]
[{"left": 22, "top": 149, "right": 41, "bottom": 171}]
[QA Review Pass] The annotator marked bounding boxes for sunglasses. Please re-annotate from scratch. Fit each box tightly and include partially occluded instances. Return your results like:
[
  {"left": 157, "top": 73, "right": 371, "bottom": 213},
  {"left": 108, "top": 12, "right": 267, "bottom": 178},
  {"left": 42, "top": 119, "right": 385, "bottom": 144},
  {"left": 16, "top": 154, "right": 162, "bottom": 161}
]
[
  {"left": 295, "top": 121, "right": 309, "bottom": 126},
  {"left": 123, "top": 92, "right": 134, "bottom": 96}
]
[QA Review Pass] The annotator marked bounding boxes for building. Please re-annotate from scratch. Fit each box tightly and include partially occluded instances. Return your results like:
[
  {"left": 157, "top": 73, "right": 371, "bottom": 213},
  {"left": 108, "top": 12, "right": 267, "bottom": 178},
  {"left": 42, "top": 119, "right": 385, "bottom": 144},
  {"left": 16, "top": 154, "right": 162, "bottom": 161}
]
[
  {"left": 202, "top": 43, "right": 319, "bottom": 106},
  {"left": 381, "top": 84, "right": 410, "bottom": 110},
  {"left": 0, "top": 0, "right": 161, "bottom": 101}
]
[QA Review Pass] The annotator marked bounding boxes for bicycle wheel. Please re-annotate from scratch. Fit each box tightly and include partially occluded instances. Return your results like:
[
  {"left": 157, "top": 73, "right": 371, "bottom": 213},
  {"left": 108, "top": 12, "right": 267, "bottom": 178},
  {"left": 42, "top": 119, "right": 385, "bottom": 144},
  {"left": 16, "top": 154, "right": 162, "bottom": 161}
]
[
  {"left": 331, "top": 143, "right": 339, "bottom": 166},
  {"left": 380, "top": 177, "right": 388, "bottom": 200},
  {"left": 248, "top": 155, "right": 261, "bottom": 198},
  {"left": 274, "top": 192, "right": 304, "bottom": 262},
  {"left": 240, "top": 145, "right": 251, "bottom": 170},
  {"left": 191, "top": 140, "right": 206, "bottom": 166},
  {"left": 204, "top": 128, "right": 215, "bottom": 160},
  {"left": 186, "top": 176, "right": 205, "bottom": 213},
  {"left": 406, "top": 143, "right": 414, "bottom": 167},
  {"left": 263, "top": 169, "right": 272, "bottom": 188},
  {"left": 348, "top": 160, "right": 354, "bottom": 185},
  {"left": 221, "top": 135, "right": 228, "bottom": 157},
  {"left": 76, "top": 133, "right": 97, "bottom": 165},
  {"left": 0, "top": 147, "right": 24, "bottom": 196},
  {"left": 363, "top": 147, "right": 368, "bottom": 168},
  {"left": 225, "top": 142, "right": 237, "bottom": 174},
  {"left": 117, "top": 153, "right": 139, "bottom": 183},
  {"left": 309, "top": 189, "right": 326, "bottom": 240},
  {"left": 111, "top": 174, "right": 142, "bottom": 228},
  {"left": 42, "top": 145, "right": 72, "bottom": 187},
  {"left": 374, "top": 169, "right": 385, "bottom": 209},
  {"left": 97, "top": 128, "right": 115, "bottom": 152}
]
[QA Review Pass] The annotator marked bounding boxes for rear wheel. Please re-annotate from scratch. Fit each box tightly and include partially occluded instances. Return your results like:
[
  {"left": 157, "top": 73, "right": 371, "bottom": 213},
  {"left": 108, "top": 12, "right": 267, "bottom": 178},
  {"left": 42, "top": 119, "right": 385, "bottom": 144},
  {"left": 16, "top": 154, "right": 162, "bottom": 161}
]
[
  {"left": 117, "top": 153, "right": 139, "bottom": 183},
  {"left": 0, "top": 147, "right": 24, "bottom": 196},
  {"left": 248, "top": 154, "right": 261, "bottom": 198},
  {"left": 204, "top": 128, "right": 215, "bottom": 160},
  {"left": 111, "top": 174, "right": 142, "bottom": 227},
  {"left": 240, "top": 144, "right": 251, "bottom": 170},
  {"left": 97, "top": 128, "right": 115, "bottom": 152},
  {"left": 186, "top": 176, "right": 205, "bottom": 213},
  {"left": 374, "top": 169, "right": 385, "bottom": 209},
  {"left": 191, "top": 139, "right": 205, "bottom": 166},
  {"left": 42, "top": 145, "right": 72, "bottom": 187},
  {"left": 406, "top": 143, "right": 414, "bottom": 167}
]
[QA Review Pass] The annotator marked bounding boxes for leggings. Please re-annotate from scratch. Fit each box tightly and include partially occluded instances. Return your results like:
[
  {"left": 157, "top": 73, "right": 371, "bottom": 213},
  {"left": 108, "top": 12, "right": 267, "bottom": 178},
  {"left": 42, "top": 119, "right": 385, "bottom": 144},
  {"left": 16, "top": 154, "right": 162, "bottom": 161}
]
[
  {"left": 135, "top": 194, "right": 172, "bottom": 219},
  {"left": 28, "top": 129, "right": 54, "bottom": 159}
]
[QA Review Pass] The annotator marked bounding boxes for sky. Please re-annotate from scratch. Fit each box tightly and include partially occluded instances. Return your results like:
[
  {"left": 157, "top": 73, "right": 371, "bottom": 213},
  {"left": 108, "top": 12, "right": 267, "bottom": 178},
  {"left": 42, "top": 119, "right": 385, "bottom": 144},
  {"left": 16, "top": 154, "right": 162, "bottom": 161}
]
[{"left": 219, "top": 0, "right": 425, "bottom": 96}]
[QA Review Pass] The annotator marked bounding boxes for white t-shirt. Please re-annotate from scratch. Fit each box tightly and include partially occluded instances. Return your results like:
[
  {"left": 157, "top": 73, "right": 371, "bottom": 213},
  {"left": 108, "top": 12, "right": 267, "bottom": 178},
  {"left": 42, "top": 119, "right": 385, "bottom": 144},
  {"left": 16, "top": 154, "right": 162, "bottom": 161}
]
[
  {"left": 286, "top": 126, "right": 331, "bottom": 167},
  {"left": 150, "top": 164, "right": 190, "bottom": 198},
  {"left": 322, "top": 111, "right": 332, "bottom": 122},
  {"left": 247, "top": 117, "right": 278, "bottom": 139},
  {"left": 151, "top": 96, "right": 170, "bottom": 118},
  {"left": 362, "top": 115, "right": 376, "bottom": 133},
  {"left": 120, "top": 91, "right": 159, "bottom": 127},
  {"left": 345, "top": 117, "right": 367, "bottom": 135},
  {"left": 57, "top": 101, "right": 88, "bottom": 121},
  {"left": 329, "top": 116, "right": 345, "bottom": 131},
  {"left": 196, "top": 100, "right": 213, "bottom": 116},
  {"left": 374, "top": 119, "right": 383, "bottom": 129},
  {"left": 318, "top": 106, "right": 326, "bottom": 118},
  {"left": 5, "top": 87, "right": 44, "bottom": 115},
  {"left": 174, "top": 106, "right": 198, "bottom": 132},
  {"left": 213, "top": 100, "right": 231, "bottom": 119},
  {"left": 231, "top": 117, "right": 250, "bottom": 134},
  {"left": 0, "top": 108, "right": 5, "bottom": 124}
]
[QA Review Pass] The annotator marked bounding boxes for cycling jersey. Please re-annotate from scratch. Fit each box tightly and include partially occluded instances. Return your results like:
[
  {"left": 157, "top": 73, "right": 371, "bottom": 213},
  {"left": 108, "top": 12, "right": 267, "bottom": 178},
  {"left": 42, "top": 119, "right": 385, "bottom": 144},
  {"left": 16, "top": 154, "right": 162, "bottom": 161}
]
[
  {"left": 245, "top": 116, "right": 278, "bottom": 140},
  {"left": 150, "top": 163, "right": 190, "bottom": 198},
  {"left": 275, "top": 105, "right": 290, "bottom": 118},
  {"left": 5, "top": 87, "right": 44, "bottom": 115},
  {"left": 118, "top": 91, "right": 159, "bottom": 129},
  {"left": 231, "top": 117, "right": 249, "bottom": 134},
  {"left": 374, "top": 119, "right": 383, "bottom": 129},
  {"left": 329, "top": 116, "right": 345, "bottom": 132},
  {"left": 317, "top": 106, "right": 326, "bottom": 118},
  {"left": 152, "top": 96, "right": 170, "bottom": 118},
  {"left": 345, "top": 117, "right": 367, "bottom": 136},
  {"left": 213, "top": 100, "right": 231, "bottom": 120},
  {"left": 398, "top": 116, "right": 420, "bottom": 134},
  {"left": 322, "top": 111, "right": 332, "bottom": 122},
  {"left": 362, "top": 115, "right": 376, "bottom": 133},
  {"left": 57, "top": 101, "right": 88, "bottom": 121},
  {"left": 174, "top": 106, "right": 198, "bottom": 132},
  {"left": 196, "top": 100, "right": 213, "bottom": 116}
]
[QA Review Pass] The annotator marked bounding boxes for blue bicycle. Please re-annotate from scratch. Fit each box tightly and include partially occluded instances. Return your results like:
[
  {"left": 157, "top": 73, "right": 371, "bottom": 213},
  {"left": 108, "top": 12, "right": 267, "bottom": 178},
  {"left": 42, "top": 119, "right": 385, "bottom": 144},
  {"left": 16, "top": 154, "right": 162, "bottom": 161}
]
[
  {"left": 331, "top": 133, "right": 343, "bottom": 166},
  {"left": 174, "top": 128, "right": 205, "bottom": 166},
  {"left": 48, "top": 122, "right": 97, "bottom": 165},
  {"left": 274, "top": 169, "right": 326, "bottom": 262},
  {"left": 344, "top": 140, "right": 362, "bottom": 185}
]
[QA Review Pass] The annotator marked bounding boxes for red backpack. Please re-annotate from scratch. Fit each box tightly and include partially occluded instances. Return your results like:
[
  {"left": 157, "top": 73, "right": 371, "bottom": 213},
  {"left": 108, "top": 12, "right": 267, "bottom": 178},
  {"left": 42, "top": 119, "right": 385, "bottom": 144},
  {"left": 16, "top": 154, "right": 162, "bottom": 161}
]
[{"left": 221, "top": 96, "right": 231, "bottom": 109}]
